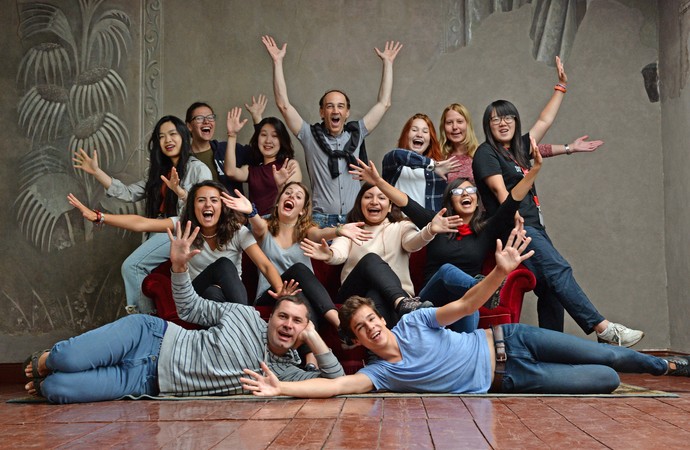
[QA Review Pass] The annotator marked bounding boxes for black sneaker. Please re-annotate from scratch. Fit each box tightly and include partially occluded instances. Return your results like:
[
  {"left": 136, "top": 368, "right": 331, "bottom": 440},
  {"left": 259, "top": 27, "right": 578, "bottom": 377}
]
[
  {"left": 338, "top": 327, "right": 357, "bottom": 349},
  {"left": 474, "top": 274, "right": 503, "bottom": 309},
  {"left": 663, "top": 355, "right": 690, "bottom": 376},
  {"left": 397, "top": 297, "right": 434, "bottom": 316}
]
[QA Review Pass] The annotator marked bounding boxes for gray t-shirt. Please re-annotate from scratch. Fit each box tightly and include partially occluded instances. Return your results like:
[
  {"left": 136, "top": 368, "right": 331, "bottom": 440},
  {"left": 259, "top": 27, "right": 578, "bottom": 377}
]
[
  {"left": 297, "top": 119, "right": 368, "bottom": 215},
  {"left": 256, "top": 232, "right": 313, "bottom": 299}
]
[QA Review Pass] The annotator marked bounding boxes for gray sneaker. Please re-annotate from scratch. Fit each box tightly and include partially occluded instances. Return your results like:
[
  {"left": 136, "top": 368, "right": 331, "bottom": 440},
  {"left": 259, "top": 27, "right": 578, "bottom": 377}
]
[
  {"left": 596, "top": 322, "right": 644, "bottom": 347},
  {"left": 397, "top": 297, "right": 434, "bottom": 316},
  {"left": 663, "top": 355, "right": 690, "bottom": 376}
]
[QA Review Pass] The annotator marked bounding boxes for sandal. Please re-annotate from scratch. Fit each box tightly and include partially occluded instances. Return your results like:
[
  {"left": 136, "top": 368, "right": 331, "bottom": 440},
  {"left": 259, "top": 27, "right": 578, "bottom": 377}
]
[{"left": 23, "top": 349, "right": 50, "bottom": 396}]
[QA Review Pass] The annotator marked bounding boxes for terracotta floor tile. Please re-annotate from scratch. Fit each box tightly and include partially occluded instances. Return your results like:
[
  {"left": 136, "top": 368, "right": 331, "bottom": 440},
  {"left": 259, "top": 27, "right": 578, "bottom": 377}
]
[
  {"left": 217, "top": 419, "right": 290, "bottom": 449},
  {"left": 161, "top": 420, "right": 242, "bottom": 449},
  {"left": 267, "top": 418, "right": 337, "bottom": 449},
  {"left": 252, "top": 399, "right": 306, "bottom": 419},
  {"left": 326, "top": 417, "right": 381, "bottom": 448},
  {"left": 379, "top": 418, "right": 433, "bottom": 449},
  {"left": 340, "top": 397, "right": 383, "bottom": 418},
  {"left": 295, "top": 398, "right": 345, "bottom": 418}
]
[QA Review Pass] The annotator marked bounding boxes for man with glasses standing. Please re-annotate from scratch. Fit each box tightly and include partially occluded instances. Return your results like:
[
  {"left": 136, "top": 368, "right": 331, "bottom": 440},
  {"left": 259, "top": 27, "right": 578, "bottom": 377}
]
[
  {"left": 261, "top": 35, "right": 403, "bottom": 228},
  {"left": 185, "top": 98, "right": 266, "bottom": 195}
]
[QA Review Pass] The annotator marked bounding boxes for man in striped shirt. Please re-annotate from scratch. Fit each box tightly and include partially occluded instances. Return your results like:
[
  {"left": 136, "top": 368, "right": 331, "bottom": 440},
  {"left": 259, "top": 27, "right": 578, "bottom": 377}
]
[{"left": 24, "top": 222, "right": 344, "bottom": 404}]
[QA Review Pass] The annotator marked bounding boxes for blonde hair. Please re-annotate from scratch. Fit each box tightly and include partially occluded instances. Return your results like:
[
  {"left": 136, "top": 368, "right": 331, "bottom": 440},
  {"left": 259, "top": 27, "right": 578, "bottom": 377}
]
[{"left": 439, "top": 103, "right": 479, "bottom": 158}]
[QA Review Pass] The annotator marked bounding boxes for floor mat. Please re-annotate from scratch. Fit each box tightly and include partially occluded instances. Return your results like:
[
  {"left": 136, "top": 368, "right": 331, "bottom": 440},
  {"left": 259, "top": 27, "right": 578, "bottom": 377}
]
[{"left": 6, "top": 383, "right": 677, "bottom": 403}]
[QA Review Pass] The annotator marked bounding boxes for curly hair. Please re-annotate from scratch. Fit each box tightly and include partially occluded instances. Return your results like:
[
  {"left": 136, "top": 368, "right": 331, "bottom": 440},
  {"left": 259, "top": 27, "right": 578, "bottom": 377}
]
[
  {"left": 180, "top": 180, "right": 241, "bottom": 249},
  {"left": 346, "top": 183, "right": 404, "bottom": 224},
  {"left": 338, "top": 296, "right": 381, "bottom": 341},
  {"left": 397, "top": 113, "right": 443, "bottom": 161},
  {"left": 266, "top": 181, "right": 316, "bottom": 242},
  {"left": 439, "top": 103, "right": 479, "bottom": 159}
]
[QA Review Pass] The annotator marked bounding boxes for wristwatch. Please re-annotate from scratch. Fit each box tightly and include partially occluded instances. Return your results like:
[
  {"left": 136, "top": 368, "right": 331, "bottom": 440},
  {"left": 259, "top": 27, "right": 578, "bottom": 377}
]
[{"left": 426, "top": 159, "right": 436, "bottom": 171}]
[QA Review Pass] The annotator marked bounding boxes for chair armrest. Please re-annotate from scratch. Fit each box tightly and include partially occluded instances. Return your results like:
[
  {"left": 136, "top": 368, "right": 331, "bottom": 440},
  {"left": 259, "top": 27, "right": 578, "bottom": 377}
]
[{"left": 497, "top": 265, "right": 536, "bottom": 323}]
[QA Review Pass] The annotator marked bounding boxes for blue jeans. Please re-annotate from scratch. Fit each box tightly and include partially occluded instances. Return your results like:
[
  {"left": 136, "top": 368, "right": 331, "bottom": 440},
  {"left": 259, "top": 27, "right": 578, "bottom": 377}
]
[
  {"left": 312, "top": 213, "right": 347, "bottom": 229},
  {"left": 522, "top": 226, "right": 605, "bottom": 333},
  {"left": 42, "top": 315, "right": 166, "bottom": 403},
  {"left": 419, "top": 264, "right": 479, "bottom": 333},
  {"left": 500, "top": 323, "right": 667, "bottom": 394},
  {"left": 121, "top": 232, "right": 171, "bottom": 313}
]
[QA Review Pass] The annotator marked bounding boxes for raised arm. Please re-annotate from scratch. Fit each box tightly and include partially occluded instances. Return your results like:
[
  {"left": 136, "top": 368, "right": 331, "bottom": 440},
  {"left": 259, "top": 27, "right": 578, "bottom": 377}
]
[
  {"left": 272, "top": 158, "right": 302, "bottom": 190},
  {"left": 245, "top": 94, "right": 267, "bottom": 125},
  {"left": 224, "top": 107, "right": 250, "bottom": 182},
  {"left": 67, "top": 193, "right": 174, "bottom": 233},
  {"left": 362, "top": 41, "right": 403, "bottom": 132},
  {"left": 530, "top": 56, "right": 568, "bottom": 143},
  {"left": 350, "top": 158, "right": 408, "bottom": 207},
  {"left": 262, "top": 35, "right": 304, "bottom": 135},
  {"left": 436, "top": 226, "right": 534, "bottom": 326},
  {"left": 241, "top": 361, "right": 373, "bottom": 398},
  {"left": 72, "top": 148, "right": 113, "bottom": 189}
]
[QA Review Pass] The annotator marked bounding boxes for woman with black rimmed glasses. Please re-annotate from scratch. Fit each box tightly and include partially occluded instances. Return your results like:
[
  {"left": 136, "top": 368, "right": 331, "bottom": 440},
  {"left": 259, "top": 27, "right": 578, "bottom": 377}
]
[
  {"left": 349, "top": 143, "right": 542, "bottom": 334},
  {"left": 472, "top": 57, "right": 643, "bottom": 347}
]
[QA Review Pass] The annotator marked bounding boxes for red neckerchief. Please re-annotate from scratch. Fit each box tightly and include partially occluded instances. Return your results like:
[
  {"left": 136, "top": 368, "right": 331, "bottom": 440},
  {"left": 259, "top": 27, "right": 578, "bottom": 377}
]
[{"left": 455, "top": 224, "right": 473, "bottom": 240}]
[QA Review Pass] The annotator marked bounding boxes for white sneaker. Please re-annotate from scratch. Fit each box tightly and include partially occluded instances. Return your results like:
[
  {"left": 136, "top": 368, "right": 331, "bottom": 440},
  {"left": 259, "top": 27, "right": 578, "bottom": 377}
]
[{"left": 596, "top": 322, "right": 644, "bottom": 347}]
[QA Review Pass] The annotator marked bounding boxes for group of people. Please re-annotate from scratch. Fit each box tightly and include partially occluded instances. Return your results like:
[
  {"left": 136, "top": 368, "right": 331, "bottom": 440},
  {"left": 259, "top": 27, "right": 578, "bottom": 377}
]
[{"left": 23, "top": 36, "right": 689, "bottom": 404}]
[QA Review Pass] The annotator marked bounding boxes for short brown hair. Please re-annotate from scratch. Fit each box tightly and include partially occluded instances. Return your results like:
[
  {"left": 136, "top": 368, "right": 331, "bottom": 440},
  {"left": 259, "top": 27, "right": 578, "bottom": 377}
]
[
  {"left": 273, "top": 295, "right": 311, "bottom": 322},
  {"left": 338, "top": 296, "right": 382, "bottom": 340}
]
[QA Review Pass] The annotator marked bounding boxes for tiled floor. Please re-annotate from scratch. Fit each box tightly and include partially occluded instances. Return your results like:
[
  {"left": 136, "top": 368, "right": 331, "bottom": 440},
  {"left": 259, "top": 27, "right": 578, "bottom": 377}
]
[{"left": 1, "top": 373, "right": 690, "bottom": 449}]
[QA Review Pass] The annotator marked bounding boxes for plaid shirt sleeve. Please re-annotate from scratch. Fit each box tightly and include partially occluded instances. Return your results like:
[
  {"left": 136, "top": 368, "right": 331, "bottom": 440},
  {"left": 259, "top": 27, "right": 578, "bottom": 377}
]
[{"left": 382, "top": 149, "right": 431, "bottom": 186}]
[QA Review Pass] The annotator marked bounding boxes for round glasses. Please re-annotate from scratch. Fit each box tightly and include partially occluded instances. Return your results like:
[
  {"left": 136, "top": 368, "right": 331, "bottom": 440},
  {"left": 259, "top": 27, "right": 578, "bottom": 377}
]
[
  {"left": 191, "top": 114, "right": 216, "bottom": 123},
  {"left": 490, "top": 115, "right": 516, "bottom": 125},
  {"left": 451, "top": 186, "right": 478, "bottom": 196}
]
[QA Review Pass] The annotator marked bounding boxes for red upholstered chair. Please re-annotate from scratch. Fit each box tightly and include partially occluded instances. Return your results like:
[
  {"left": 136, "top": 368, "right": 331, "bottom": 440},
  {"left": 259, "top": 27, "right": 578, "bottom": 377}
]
[
  {"left": 409, "top": 247, "right": 536, "bottom": 328},
  {"left": 142, "top": 248, "right": 535, "bottom": 373}
]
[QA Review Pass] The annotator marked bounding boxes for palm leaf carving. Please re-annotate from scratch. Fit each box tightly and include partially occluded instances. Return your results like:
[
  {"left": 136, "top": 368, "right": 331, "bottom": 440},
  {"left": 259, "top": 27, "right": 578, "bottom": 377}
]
[
  {"left": 18, "top": 4, "right": 78, "bottom": 60},
  {"left": 69, "top": 112, "right": 129, "bottom": 172},
  {"left": 18, "top": 85, "right": 69, "bottom": 141},
  {"left": 17, "top": 43, "right": 72, "bottom": 89},
  {"left": 69, "top": 67, "right": 126, "bottom": 119},
  {"left": 89, "top": 9, "right": 131, "bottom": 68},
  {"left": 18, "top": 145, "right": 69, "bottom": 192}
]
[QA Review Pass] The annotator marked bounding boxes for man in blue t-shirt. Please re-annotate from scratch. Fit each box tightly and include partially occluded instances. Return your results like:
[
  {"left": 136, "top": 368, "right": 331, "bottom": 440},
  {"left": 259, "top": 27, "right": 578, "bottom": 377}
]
[{"left": 242, "top": 225, "right": 690, "bottom": 396}]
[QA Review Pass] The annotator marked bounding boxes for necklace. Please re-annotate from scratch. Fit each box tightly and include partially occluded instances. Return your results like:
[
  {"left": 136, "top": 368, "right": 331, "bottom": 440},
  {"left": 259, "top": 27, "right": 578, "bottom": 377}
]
[
  {"left": 200, "top": 232, "right": 217, "bottom": 239},
  {"left": 280, "top": 221, "right": 297, "bottom": 228}
]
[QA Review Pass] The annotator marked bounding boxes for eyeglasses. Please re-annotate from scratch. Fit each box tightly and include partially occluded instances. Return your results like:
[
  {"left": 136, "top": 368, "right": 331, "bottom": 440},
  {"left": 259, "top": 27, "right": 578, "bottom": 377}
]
[
  {"left": 191, "top": 114, "right": 216, "bottom": 123},
  {"left": 490, "top": 115, "right": 516, "bottom": 125},
  {"left": 451, "top": 186, "right": 478, "bottom": 196}
]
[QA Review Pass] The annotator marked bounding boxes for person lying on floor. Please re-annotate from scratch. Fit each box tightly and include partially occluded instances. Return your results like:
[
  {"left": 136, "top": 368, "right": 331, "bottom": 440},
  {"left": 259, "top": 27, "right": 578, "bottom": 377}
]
[
  {"left": 23, "top": 221, "right": 344, "bottom": 404},
  {"left": 241, "top": 225, "right": 690, "bottom": 396}
]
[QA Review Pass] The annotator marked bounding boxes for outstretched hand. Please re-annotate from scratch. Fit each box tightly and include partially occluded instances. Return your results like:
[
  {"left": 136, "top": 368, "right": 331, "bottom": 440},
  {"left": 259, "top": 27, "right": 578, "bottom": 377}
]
[
  {"left": 67, "top": 193, "right": 97, "bottom": 222},
  {"left": 349, "top": 158, "right": 381, "bottom": 185},
  {"left": 300, "top": 238, "right": 332, "bottom": 261},
  {"left": 338, "top": 222, "right": 373, "bottom": 246},
  {"left": 494, "top": 227, "right": 534, "bottom": 276},
  {"left": 430, "top": 208, "right": 463, "bottom": 234},
  {"left": 555, "top": 55, "right": 567, "bottom": 84},
  {"left": 241, "top": 362, "right": 281, "bottom": 396},
  {"left": 167, "top": 221, "right": 202, "bottom": 273},
  {"left": 245, "top": 94, "right": 267, "bottom": 124},
  {"left": 268, "top": 279, "right": 302, "bottom": 300},
  {"left": 227, "top": 107, "right": 248, "bottom": 137},
  {"left": 570, "top": 135, "right": 603, "bottom": 153},
  {"left": 273, "top": 159, "right": 298, "bottom": 188},
  {"left": 221, "top": 189, "right": 252, "bottom": 215},
  {"left": 161, "top": 167, "right": 184, "bottom": 198},
  {"left": 72, "top": 148, "right": 99, "bottom": 175},
  {"left": 434, "top": 158, "right": 460, "bottom": 180},
  {"left": 530, "top": 136, "right": 542, "bottom": 169},
  {"left": 375, "top": 41, "right": 403, "bottom": 64},
  {"left": 262, "top": 35, "right": 286, "bottom": 62}
]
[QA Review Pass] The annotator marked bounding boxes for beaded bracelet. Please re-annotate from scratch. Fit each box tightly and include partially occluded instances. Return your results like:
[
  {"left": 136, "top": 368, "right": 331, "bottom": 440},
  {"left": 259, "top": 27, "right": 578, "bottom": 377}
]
[
  {"left": 554, "top": 83, "right": 567, "bottom": 93},
  {"left": 335, "top": 224, "right": 343, "bottom": 237},
  {"left": 246, "top": 203, "right": 258, "bottom": 219},
  {"left": 93, "top": 210, "right": 105, "bottom": 228}
]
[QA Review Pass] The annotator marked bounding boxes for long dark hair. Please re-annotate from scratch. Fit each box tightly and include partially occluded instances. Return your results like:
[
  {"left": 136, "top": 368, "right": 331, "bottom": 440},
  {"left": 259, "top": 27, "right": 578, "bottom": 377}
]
[
  {"left": 481, "top": 100, "right": 530, "bottom": 168},
  {"left": 180, "top": 180, "right": 241, "bottom": 249},
  {"left": 346, "top": 183, "right": 404, "bottom": 224},
  {"left": 144, "top": 115, "right": 192, "bottom": 218},
  {"left": 248, "top": 117, "right": 295, "bottom": 166},
  {"left": 440, "top": 178, "right": 486, "bottom": 235}
]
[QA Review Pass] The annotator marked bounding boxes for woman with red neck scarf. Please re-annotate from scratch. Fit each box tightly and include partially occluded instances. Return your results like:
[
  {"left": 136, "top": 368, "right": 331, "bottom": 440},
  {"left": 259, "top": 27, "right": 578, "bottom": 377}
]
[{"left": 350, "top": 138, "right": 542, "bottom": 333}]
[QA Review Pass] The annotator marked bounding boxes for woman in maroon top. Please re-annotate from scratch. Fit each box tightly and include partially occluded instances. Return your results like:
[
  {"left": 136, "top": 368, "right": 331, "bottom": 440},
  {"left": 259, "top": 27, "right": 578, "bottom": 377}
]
[{"left": 224, "top": 108, "right": 302, "bottom": 215}]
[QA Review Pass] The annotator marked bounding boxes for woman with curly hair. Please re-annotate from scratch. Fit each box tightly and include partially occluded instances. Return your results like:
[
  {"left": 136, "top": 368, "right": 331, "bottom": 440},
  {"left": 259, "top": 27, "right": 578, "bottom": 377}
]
[
  {"left": 68, "top": 180, "right": 282, "bottom": 304},
  {"left": 223, "top": 181, "right": 371, "bottom": 333}
]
